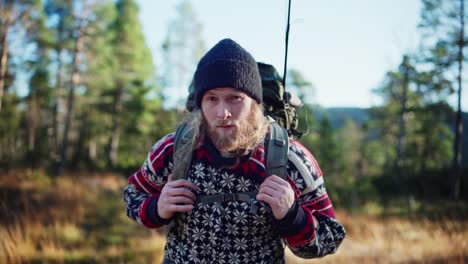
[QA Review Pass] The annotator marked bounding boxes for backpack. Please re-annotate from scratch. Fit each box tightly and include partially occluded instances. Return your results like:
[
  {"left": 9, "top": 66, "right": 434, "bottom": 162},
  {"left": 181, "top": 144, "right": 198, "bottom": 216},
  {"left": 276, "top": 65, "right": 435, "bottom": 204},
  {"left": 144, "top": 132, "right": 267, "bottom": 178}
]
[
  {"left": 257, "top": 62, "right": 303, "bottom": 139},
  {"left": 174, "top": 63, "right": 300, "bottom": 205}
]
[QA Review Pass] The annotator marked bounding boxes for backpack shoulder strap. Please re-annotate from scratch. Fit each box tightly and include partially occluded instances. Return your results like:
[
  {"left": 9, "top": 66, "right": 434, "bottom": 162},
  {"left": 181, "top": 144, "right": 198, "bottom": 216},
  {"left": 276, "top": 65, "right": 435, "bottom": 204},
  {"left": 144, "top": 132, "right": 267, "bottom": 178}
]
[
  {"left": 172, "top": 122, "right": 193, "bottom": 181},
  {"left": 265, "top": 121, "right": 289, "bottom": 180}
]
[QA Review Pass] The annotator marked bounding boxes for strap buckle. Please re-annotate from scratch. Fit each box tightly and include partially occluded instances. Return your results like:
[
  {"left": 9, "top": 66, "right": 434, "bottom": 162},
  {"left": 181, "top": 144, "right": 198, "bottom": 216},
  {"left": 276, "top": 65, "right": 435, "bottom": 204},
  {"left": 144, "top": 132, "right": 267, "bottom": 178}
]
[{"left": 222, "top": 193, "right": 236, "bottom": 202}]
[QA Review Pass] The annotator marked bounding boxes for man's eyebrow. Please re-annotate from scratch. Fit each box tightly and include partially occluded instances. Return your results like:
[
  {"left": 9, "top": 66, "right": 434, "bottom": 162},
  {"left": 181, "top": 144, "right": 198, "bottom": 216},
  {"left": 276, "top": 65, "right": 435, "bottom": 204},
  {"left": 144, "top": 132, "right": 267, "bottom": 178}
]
[{"left": 204, "top": 90, "right": 244, "bottom": 97}]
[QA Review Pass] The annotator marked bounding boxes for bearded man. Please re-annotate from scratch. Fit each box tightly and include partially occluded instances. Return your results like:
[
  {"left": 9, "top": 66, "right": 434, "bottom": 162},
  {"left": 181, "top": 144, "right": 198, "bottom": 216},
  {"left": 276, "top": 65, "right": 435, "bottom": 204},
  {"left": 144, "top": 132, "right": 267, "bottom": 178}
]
[{"left": 123, "top": 38, "right": 345, "bottom": 264}]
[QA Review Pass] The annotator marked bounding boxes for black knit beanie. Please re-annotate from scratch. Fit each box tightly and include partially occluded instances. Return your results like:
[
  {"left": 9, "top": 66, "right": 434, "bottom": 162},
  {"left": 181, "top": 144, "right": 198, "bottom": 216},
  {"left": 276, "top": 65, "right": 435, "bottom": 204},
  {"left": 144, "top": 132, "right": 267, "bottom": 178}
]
[{"left": 194, "top": 38, "right": 262, "bottom": 108}]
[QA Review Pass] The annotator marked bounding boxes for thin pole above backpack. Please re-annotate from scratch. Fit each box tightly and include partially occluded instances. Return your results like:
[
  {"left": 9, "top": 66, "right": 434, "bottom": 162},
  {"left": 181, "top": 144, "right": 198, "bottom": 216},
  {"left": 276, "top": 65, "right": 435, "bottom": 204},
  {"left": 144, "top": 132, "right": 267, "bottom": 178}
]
[{"left": 282, "top": 0, "right": 292, "bottom": 88}]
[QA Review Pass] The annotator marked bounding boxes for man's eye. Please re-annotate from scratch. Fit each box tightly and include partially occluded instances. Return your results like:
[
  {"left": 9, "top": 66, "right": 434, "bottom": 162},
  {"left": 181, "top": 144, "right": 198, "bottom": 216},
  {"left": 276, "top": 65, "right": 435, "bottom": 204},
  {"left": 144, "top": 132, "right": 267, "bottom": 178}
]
[
  {"left": 208, "top": 96, "right": 217, "bottom": 102},
  {"left": 231, "top": 95, "right": 242, "bottom": 101}
]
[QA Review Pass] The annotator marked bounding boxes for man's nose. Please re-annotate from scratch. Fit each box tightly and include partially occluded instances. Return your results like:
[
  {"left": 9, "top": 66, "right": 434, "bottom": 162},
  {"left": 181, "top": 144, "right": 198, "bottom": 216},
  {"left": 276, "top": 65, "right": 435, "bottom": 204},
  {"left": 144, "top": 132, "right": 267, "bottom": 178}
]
[{"left": 216, "top": 103, "right": 231, "bottom": 119}]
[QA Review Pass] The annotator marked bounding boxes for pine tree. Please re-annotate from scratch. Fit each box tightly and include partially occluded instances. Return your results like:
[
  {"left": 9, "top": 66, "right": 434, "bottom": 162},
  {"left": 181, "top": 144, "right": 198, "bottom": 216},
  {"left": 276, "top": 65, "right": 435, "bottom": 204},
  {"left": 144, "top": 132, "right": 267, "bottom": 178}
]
[
  {"left": 108, "top": 0, "right": 155, "bottom": 168},
  {"left": 418, "top": 0, "right": 467, "bottom": 199},
  {"left": 56, "top": 0, "right": 90, "bottom": 175},
  {"left": 0, "top": 0, "right": 44, "bottom": 111},
  {"left": 44, "top": 0, "right": 76, "bottom": 156},
  {"left": 0, "top": 0, "right": 53, "bottom": 168},
  {"left": 316, "top": 115, "right": 341, "bottom": 175},
  {"left": 25, "top": 0, "right": 54, "bottom": 168},
  {"left": 371, "top": 54, "right": 454, "bottom": 200},
  {"left": 72, "top": 0, "right": 116, "bottom": 169}
]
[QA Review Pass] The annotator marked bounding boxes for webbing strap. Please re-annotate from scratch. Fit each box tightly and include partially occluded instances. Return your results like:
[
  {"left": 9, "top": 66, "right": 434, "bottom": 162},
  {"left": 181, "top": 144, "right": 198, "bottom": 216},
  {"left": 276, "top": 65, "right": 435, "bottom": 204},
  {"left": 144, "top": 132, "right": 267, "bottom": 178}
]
[
  {"left": 173, "top": 123, "right": 193, "bottom": 181},
  {"left": 196, "top": 191, "right": 258, "bottom": 204},
  {"left": 265, "top": 122, "right": 289, "bottom": 180}
]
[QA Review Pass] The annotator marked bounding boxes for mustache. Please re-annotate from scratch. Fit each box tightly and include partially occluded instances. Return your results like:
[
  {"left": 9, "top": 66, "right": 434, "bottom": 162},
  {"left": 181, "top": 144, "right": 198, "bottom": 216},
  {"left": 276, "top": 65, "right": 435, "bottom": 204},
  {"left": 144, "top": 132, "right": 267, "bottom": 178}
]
[{"left": 215, "top": 120, "right": 238, "bottom": 126}]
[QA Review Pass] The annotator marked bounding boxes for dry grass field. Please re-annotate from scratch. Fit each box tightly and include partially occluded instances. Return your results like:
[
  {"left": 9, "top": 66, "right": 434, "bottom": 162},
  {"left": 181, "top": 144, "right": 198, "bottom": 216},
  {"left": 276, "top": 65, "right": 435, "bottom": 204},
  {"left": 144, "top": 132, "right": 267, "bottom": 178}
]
[{"left": 1, "top": 170, "right": 467, "bottom": 263}]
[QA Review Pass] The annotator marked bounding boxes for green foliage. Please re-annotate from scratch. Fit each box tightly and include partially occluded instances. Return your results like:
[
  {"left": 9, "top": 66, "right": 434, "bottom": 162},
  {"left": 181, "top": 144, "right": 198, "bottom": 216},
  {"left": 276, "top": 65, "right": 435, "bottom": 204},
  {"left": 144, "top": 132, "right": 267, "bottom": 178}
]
[
  {"left": 113, "top": 0, "right": 154, "bottom": 84},
  {"left": 418, "top": 0, "right": 466, "bottom": 199},
  {"left": 286, "top": 68, "right": 315, "bottom": 105},
  {"left": 102, "top": 0, "right": 157, "bottom": 168},
  {"left": 316, "top": 115, "right": 342, "bottom": 174},
  {"left": 0, "top": 0, "right": 162, "bottom": 172},
  {"left": 0, "top": 93, "right": 23, "bottom": 167},
  {"left": 44, "top": 0, "right": 77, "bottom": 51},
  {"left": 372, "top": 56, "right": 449, "bottom": 168}
]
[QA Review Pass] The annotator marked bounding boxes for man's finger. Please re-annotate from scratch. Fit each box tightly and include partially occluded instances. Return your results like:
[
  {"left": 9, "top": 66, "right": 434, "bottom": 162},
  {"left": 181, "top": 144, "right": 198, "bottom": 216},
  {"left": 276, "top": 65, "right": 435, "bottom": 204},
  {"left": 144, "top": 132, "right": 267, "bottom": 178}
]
[
  {"left": 258, "top": 185, "right": 278, "bottom": 197},
  {"left": 256, "top": 193, "right": 275, "bottom": 205},
  {"left": 168, "top": 196, "right": 195, "bottom": 205},
  {"left": 266, "top": 175, "right": 289, "bottom": 186},
  {"left": 261, "top": 179, "right": 282, "bottom": 189},
  {"left": 168, "top": 204, "right": 194, "bottom": 213},
  {"left": 169, "top": 179, "right": 198, "bottom": 191},
  {"left": 166, "top": 187, "right": 197, "bottom": 200},
  {"left": 168, "top": 173, "right": 174, "bottom": 182},
  {"left": 260, "top": 179, "right": 286, "bottom": 193}
]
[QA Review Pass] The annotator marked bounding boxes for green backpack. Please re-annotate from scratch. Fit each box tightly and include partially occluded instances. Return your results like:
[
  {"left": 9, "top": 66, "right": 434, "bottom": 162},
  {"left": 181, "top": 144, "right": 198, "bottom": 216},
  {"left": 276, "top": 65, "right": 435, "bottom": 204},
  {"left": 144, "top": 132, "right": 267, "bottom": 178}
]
[{"left": 257, "top": 62, "right": 303, "bottom": 139}]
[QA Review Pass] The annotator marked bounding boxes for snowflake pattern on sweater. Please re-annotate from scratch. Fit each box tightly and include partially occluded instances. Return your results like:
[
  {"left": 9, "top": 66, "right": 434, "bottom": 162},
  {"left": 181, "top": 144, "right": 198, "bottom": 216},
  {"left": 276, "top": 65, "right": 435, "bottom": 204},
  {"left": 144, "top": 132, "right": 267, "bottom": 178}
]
[{"left": 123, "top": 133, "right": 345, "bottom": 263}]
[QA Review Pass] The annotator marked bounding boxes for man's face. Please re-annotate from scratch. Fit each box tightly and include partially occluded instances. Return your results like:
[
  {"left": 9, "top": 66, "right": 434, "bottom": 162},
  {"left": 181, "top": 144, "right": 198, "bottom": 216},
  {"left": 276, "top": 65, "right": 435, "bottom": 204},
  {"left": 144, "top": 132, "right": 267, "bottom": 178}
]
[{"left": 201, "top": 87, "right": 254, "bottom": 151}]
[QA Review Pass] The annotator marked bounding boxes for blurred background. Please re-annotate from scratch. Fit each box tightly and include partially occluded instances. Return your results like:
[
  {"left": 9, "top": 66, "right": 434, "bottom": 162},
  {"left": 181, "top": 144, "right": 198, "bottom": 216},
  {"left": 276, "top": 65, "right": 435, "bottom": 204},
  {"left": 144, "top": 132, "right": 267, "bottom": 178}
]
[{"left": 0, "top": 0, "right": 467, "bottom": 263}]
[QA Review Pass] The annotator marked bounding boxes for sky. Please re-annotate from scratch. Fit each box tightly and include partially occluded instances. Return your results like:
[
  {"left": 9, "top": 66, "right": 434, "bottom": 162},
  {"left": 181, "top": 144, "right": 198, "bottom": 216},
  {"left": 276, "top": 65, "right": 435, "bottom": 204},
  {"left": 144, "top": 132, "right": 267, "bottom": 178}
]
[{"left": 137, "top": 0, "right": 467, "bottom": 110}]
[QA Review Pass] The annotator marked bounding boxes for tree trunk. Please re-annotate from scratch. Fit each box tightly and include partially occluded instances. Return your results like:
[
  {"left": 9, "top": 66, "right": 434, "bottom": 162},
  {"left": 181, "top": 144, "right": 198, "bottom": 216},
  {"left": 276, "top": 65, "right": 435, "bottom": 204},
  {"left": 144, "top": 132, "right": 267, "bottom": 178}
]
[
  {"left": 396, "top": 55, "right": 411, "bottom": 213},
  {"left": 452, "top": 0, "right": 464, "bottom": 200},
  {"left": 26, "top": 94, "right": 42, "bottom": 169},
  {"left": 108, "top": 85, "right": 123, "bottom": 168},
  {"left": 0, "top": 15, "right": 13, "bottom": 113},
  {"left": 71, "top": 111, "right": 88, "bottom": 169},
  {"left": 27, "top": 94, "right": 39, "bottom": 151},
  {"left": 89, "top": 140, "right": 97, "bottom": 161},
  {"left": 57, "top": 11, "right": 86, "bottom": 176},
  {"left": 396, "top": 58, "right": 408, "bottom": 186},
  {"left": 52, "top": 47, "right": 64, "bottom": 155},
  {"left": 352, "top": 153, "right": 363, "bottom": 212},
  {"left": 420, "top": 134, "right": 430, "bottom": 198}
]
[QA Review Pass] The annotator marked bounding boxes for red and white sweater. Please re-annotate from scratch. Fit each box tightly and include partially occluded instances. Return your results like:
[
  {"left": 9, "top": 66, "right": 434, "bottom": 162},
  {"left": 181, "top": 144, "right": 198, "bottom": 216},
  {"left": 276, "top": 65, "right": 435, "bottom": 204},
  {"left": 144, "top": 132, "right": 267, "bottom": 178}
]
[{"left": 123, "top": 133, "right": 345, "bottom": 263}]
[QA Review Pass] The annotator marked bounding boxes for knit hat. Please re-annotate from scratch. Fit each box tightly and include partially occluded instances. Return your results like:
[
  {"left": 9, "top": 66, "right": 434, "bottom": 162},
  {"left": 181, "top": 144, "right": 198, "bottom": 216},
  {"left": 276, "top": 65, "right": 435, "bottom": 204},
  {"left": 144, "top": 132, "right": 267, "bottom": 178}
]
[{"left": 194, "top": 38, "right": 262, "bottom": 108}]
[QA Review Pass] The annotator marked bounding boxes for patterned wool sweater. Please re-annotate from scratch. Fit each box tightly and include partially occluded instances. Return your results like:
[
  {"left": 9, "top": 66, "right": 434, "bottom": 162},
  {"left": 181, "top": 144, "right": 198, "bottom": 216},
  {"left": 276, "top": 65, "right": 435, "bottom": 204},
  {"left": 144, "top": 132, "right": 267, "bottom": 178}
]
[{"left": 123, "top": 133, "right": 346, "bottom": 263}]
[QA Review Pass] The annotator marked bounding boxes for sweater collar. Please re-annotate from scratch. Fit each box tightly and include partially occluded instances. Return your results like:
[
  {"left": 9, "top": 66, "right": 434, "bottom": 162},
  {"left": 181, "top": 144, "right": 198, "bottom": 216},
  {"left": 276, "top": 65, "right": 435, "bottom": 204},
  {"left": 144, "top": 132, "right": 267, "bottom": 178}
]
[{"left": 204, "top": 137, "right": 254, "bottom": 169}]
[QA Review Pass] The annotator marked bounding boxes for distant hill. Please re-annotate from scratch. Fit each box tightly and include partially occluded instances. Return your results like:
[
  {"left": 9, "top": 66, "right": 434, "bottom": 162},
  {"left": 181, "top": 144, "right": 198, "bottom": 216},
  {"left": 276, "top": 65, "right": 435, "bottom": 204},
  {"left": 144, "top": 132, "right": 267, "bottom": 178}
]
[
  {"left": 314, "top": 107, "right": 468, "bottom": 166},
  {"left": 312, "top": 107, "right": 369, "bottom": 129}
]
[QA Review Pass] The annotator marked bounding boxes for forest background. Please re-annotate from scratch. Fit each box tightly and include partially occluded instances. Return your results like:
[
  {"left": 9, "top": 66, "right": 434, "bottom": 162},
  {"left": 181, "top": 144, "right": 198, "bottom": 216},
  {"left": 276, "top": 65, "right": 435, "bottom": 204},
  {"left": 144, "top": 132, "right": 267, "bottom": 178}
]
[{"left": 0, "top": 0, "right": 467, "bottom": 263}]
